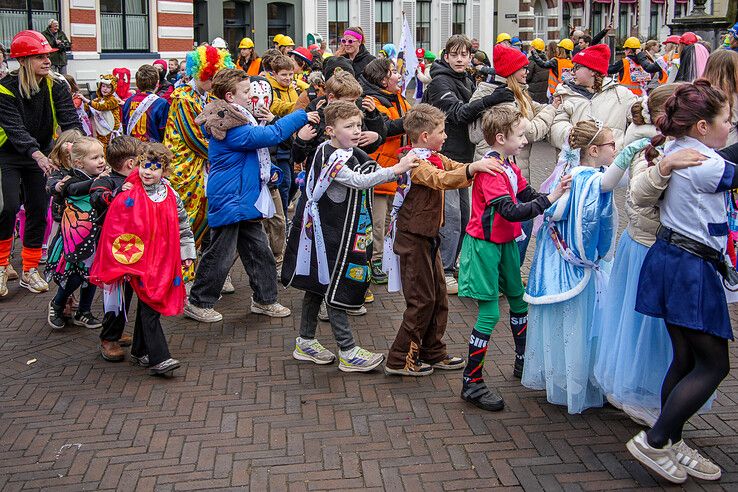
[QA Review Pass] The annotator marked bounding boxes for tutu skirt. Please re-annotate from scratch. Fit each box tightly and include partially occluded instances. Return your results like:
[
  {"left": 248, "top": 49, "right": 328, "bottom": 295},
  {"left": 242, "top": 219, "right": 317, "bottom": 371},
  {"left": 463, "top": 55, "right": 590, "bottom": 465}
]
[{"left": 522, "top": 278, "right": 604, "bottom": 414}]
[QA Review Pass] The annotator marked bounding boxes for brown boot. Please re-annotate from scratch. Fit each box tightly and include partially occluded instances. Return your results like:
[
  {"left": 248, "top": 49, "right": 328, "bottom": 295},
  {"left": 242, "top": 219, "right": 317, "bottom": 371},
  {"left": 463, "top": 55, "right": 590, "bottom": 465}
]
[
  {"left": 118, "top": 333, "right": 133, "bottom": 347},
  {"left": 100, "top": 340, "right": 125, "bottom": 362}
]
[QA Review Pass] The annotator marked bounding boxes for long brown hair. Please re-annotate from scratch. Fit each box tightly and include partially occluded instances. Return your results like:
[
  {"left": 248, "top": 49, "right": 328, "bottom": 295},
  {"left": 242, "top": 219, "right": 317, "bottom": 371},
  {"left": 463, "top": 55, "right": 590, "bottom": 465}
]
[
  {"left": 506, "top": 75, "right": 533, "bottom": 119},
  {"left": 702, "top": 50, "right": 738, "bottom": 112},
  {"left": 631, "top": 83, "right": 680, "bottom": 126}
]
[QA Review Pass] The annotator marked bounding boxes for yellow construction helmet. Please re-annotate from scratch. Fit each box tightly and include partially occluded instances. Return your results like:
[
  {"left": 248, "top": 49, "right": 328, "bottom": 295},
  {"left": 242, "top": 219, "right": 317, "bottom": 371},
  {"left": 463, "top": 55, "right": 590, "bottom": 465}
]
[
  {"left": 531, "top": 38, "right": 545, "bottom": 52},
  {"left": 238, "top": 37, "right": 254, "bottom": 49},
  {"left": 273, "top": 34, "right": 285, "bottom": 45},
  {"left": 277, "top": 35, "right": 295, "bottom": 47},
  {"left": 623, "top": 37, "right": 641, "bottom": 49},
  {"left": 496, "top": 32, "right": 512, "bottom": 44},
  {"left": 558, "top": 38, "right": 574, "bottom": 51}
]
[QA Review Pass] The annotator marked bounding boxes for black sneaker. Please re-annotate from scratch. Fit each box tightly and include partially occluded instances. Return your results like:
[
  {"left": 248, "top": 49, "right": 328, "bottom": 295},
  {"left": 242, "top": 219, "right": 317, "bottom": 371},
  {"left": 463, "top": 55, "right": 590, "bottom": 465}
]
[
  {"left": 73, "top": 311, "right": 102, "bottom": 329},
  {"left": 370, "top": 261, "right": 388, "bottom": 285},
  {"left": 130, "top": 353, "right": 151, "bottom": 367},
  {"left": 47, "top": 301, "right": 66, "bottom": 330},
  {"left": 150, "top": 358, "right": 180, "bottom": 376},
  {"left": 461, "top": 381, "right": 505, "bottom": 412},
  {"left": 513, "top": 354, "right": 524, "bottom": 379}
]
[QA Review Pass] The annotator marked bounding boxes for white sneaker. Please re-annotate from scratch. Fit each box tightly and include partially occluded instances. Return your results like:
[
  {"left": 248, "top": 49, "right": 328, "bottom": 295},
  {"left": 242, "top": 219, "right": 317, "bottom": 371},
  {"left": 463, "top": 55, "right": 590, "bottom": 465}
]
[
  {"left": 338, "top": 346, "right": 384, "bottom": 373},
  {"left": 318, "top": 301, "right": 329, "bottom": 321},
  {"left": 626, "top": 431, "right": 687, "bottom": 484},
  {"left": 20, "top": 268, "right": 49, "bottom": 293},
  {"left": 183, "top": 303, "right": 223, "bottom": 323},
  {"left": 445, "top": 276, "right": 458, "bottom": 295},
  {"left": 346, "top": 306, "right": 367, "bottom": 316},
  {"left": 0, "top": 266, "right": 8, "bottom": 297},
  {"left": 623, "top": 404, "right": 659, "bottom": 428},
  {"left": 251, "top": 298, "right": 291, "bottom": 318},
  {"left": 673, "top": 440, "right": 722, "bottom": 480},
  {"left": 221, "top": 274, "right": 235, "bottom": 294},
  {"left": 293, "top": 337, "right": 336, "bottom": 364}
]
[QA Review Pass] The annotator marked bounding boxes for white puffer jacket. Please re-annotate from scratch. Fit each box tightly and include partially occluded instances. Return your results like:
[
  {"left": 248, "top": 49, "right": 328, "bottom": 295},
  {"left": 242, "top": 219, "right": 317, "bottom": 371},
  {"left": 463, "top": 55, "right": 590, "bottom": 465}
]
[
  {"left": 549, "top": 78, "right": 637, "bottom": 151},
  {"left": 468, "top": 79, "right": 556, "bottom": 181}
]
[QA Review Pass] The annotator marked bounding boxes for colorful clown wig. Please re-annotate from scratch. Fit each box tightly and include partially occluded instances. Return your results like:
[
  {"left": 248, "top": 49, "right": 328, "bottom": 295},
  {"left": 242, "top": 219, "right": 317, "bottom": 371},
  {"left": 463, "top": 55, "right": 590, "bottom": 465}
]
[{"left": 186, "top": 45, "right": 234, "bottom": 82}]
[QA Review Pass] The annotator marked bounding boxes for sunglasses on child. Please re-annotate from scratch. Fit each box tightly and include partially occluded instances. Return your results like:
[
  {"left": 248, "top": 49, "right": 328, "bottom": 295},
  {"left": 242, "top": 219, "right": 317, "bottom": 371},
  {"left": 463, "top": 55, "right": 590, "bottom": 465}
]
[{"left": 142, "top": 161, "right": 163, "bottom": 170}]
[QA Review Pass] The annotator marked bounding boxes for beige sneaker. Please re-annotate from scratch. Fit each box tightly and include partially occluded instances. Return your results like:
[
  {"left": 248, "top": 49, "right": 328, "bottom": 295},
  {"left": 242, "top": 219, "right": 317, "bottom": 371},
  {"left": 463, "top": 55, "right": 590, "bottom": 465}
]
[
  {"left": 183, "top": 303, "right": 223, "bottom": 323},
  {"left": 221, "top": 274, "right": 235, "bottom": 294},
  {"left": 626, "top": 431, "right": 687, "bottom": 484},
  {"left": 445, "top": 276, "right": 458, "bottom": 295},
  {"left": 6, "top": 263, "right": 18, "bottom": 281},
  {"left": 20, "top": 268, "right": 49, "bottom": 293},
  {"left": 673, "top": 440, "right": 722, "bottom": 480},
  {"left": 0, "top": 266, "right": 8, "bottom": 297},
  {"left": 251, "top": 299, "right": 291, "bottom": 318}
]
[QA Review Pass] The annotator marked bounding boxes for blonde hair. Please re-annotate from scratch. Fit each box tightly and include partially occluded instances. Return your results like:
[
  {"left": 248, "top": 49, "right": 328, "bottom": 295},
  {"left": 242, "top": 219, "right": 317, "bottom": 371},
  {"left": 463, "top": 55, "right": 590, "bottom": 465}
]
[
  {"left": 17, "top": 57, "right": 51, "bottom": 99},
  {"left": 568, "top": 120, "right": 611, "bottom": 150},
  {"left": 481, "top": 105, "right": 523, "bottom": 144},
  {"left": 506, "top": 76, "right": 533, "bottom": 119},
  {"left": 49, "top": 129, "right": 84, "bottom": 170},
  {"left": 325, "top": 70, "right": 362, "bottom": 99},
  {"left": 71, "top": 137, "right": 104, "bottom": 167}
]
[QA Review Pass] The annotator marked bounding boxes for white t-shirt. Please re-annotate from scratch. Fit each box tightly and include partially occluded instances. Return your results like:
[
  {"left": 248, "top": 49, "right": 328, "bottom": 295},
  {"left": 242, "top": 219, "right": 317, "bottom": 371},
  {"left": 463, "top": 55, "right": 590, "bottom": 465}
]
[{"left": 660, "top": 136, "right": 734, "bottom": 252}]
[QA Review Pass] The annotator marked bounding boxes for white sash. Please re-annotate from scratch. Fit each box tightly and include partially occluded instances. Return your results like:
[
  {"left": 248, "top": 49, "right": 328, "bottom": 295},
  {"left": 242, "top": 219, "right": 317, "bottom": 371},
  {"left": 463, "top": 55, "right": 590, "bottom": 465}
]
[
  {"left": 89, "top": 107, "right": 121, "bottom": 140},
  {"left": 126, "top": 93, "right": 159, "bottom": 136},
  {"left": 76, "top": 106, "right": 93, "bottom": 136},
  {"left": 296, "top": 142, "right": 353, "bottom": 285}
]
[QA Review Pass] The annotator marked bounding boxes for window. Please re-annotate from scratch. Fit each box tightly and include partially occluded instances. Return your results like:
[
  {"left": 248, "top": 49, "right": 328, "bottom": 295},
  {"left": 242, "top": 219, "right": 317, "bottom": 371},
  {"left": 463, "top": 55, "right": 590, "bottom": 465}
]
[
  {"left": 562, "top": 1, "right": 572, "bottom": 38},
  {"left": 193, "top": 0, "right": 207, "bottom": 45},
  {"left": 416, "top": 0, "right": 431, "bottom": 50},
  {"left": 674, "top": 0, "right": 687, "bottom": 18},
  {"left": 533, "top": 0, "right": 545, "bottom": 39},
  {"left": 267, "top": 2, "right": 294, "bottom": 42},
  {"left": 452, "top": 0, "right": 465, "bottom": 35},
  {"left": 101, "top": 0, "right": 149, "bottom": 51},
  {"left": 224, "top": 0, "right": 251, "bottom": 53},
  {"left": 617, "top": 3, "right": 632, "bottom": 48},
  {"left": 590, "top": 2, "right": 603, "bottom": 37},
  {"left": 0, "top": 0, "right": 60, "bottom": 49},
  {"left": 328, "top": 0, "right": 349, "bottom": 51},
  {"left": 649, "top": 2, "right": 661, "bottom": 40},
  {"left": 375, "top": 0, "right": 392, "bottom": 47}
]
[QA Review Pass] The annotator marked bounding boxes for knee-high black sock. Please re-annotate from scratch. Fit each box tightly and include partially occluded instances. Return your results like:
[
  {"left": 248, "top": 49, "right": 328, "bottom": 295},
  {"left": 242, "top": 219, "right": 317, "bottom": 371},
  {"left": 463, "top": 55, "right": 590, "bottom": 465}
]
[
  {"left": 510, "top": 311, "right": 528, "bottom": 357},
  {"left": 463, "top": 328, "right": 490, "bottom": 385}
]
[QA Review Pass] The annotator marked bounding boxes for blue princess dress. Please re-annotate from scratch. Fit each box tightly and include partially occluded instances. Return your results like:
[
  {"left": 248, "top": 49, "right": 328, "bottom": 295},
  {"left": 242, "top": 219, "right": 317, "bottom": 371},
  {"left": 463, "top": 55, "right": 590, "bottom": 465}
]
[{"left": 522, "top": 166, "right": 616, "bottom": 414}]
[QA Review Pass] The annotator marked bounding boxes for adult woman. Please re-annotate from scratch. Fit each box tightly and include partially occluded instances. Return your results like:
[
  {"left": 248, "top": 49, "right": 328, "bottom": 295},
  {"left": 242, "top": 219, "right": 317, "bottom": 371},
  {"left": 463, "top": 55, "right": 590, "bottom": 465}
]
[
  {"left": 549, "top": 44, "right": 637, "bottom": 151},
  {"left": 530, "top": 38, "right": 574, "bottom": 99},
  {"left": 702, "top": 49, "right": 738, "bottom": 146},
  {"left": 236, "top": 37, "right": 261, "bottom": 76},
  {"left": 336, "top": 27, "right": 376, "bottom": 77},
  {"left": 526, "top": 38, "right": 549, "bottom": 104},
  {"left": 0, "top": 30, "right": 82, "bottom": 297}
]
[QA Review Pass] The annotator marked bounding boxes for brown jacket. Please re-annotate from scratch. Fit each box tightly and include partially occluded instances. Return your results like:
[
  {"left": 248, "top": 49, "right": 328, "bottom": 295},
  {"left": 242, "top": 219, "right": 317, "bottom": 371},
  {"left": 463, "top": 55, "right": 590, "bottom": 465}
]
[{"left": 397, "top": 153, "right": 471, "bottom": 238}]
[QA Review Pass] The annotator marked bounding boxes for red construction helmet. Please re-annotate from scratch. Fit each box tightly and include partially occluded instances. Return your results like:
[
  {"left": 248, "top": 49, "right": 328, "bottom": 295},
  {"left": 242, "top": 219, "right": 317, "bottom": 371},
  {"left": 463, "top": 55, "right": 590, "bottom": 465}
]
[
  {"left": 10, "top": 30, "right": 58, "bottom": 58},
  {"left": 290, "top": 46, "right": 313, "bottom": 64},
  {"left": 415, "top": 48, "right": 425, "bottom": 58},
  {"left": 680, "top": 32, "right": 698, "bottom": 45},
  {"left": 663, "top": 35, "right": 681, "bottom": 44}
]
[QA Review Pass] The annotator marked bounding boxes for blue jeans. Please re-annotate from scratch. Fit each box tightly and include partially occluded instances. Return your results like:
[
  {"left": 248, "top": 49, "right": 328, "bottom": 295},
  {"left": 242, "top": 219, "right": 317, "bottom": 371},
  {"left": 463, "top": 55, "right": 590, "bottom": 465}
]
[
  {"left": 518, "top": 219, "right": 534, "bottom": 264},
  {"left": 275, "top": 154, "right": 294, "bottom": 213},
  {"left": 439, "top": 188, "right": 470, "bottom": 274}
]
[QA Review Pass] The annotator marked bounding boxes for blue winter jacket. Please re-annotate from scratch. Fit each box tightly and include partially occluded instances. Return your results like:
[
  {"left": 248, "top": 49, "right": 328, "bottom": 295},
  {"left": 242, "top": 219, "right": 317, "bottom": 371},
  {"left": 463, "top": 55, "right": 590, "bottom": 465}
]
[{"left": 206, "top": 109, "right": 308, "bottom": 227}]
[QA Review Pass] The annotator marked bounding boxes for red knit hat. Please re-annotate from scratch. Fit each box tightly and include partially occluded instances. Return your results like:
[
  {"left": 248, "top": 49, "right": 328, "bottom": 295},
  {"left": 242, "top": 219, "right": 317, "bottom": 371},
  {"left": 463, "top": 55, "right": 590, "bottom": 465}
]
[
  {"left": 572, "top": 44, "right": 611, "bottom": 76},
  {"left": 493, "top": 44, "right": 529, "bottom": 78}
]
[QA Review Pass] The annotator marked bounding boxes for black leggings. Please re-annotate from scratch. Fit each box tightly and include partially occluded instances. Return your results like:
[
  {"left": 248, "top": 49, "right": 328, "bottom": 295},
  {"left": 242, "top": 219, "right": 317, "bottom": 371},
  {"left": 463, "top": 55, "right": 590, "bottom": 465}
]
[
  {"left": 647, "top": 323, "right": 730, "bottom": 448},
  {"left": 0, "top": 161, "right": 49, "bottom": 247}
]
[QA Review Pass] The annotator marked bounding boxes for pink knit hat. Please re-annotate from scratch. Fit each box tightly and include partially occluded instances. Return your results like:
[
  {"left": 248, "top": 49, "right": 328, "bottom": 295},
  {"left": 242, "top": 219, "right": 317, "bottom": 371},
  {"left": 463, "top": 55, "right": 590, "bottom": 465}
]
[{"left": 492, "top": 44, "right": 529, "bottom": 78}]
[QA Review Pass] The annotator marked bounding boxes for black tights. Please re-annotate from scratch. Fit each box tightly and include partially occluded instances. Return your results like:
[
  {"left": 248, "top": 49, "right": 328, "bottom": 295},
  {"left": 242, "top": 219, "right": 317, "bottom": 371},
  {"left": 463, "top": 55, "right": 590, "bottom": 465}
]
[{"left": 647, "top": 323, "right": 730, "bottom": 448}]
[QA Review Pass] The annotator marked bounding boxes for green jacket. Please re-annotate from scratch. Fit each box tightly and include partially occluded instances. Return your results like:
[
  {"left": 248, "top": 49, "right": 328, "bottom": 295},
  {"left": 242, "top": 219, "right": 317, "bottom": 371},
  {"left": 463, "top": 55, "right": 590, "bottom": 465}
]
[{"left": 42, "top": 28, "right": 71, "bottom": 67}]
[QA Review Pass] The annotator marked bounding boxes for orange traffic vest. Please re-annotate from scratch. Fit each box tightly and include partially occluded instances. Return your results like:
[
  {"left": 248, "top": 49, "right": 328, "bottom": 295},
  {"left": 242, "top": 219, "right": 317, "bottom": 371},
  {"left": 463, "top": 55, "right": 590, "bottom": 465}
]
[
  {"left": 548, "top": 57, "right": 573, "bottom": 95},
  {"left": 620, "top": 57, "right": 652, "bottom": 96},
  {"left": 370, "top": 92, "right": 412, "bottom": 196},
  {"left": 237, "top": 57, "right": 262, "bottom": 76},
  {"left": 658, "top": 53, "right": 679, "bottom": 84}
]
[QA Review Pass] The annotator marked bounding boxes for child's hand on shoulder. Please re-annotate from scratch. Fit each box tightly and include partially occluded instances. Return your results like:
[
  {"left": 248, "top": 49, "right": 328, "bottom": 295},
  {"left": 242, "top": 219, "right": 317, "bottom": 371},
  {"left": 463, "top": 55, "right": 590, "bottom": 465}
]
[
  {"left": 297, "top": 124, "right": 318, "bottom": 141},
  {"left": 548, "top": 174, "right": 572, "bottom": 202},
  {"left": 306, "top": 111, "right": 320, "bottom": 124},
  {"left": 121, "top": 182, "right": 133, "bottom": 191},
  {"left": 393, "top": 154, "right": 420, "bottom": 175},
  {"left": 470, "top": 158, "right": 505, "bottom": 176}
]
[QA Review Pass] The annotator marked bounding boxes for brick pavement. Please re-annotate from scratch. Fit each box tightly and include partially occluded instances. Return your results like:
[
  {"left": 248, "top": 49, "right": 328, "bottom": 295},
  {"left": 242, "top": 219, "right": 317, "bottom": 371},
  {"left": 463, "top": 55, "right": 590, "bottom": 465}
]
[{"left": 1, "top": 143, "right": 737, "bottom": 491}]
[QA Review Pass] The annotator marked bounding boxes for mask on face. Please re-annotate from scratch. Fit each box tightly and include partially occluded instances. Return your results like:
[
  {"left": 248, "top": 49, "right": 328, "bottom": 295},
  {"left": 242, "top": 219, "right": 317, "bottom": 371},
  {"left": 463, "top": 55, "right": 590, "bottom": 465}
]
[{"left": 247, "top": 76, "right": 272, "bottom": 115}]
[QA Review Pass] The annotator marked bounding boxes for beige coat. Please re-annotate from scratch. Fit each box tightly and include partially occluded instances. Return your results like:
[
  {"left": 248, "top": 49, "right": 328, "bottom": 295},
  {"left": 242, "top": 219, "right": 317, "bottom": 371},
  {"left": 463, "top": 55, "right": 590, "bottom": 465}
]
[
  {"left": 468, "top": 79, "right": 556, "bottom": 181},
  {"left": 627, "top": 147, "right": 671, "bottom": 248},
  {"left": 549, "top": 78, "right": 637, "bottom": 152}
]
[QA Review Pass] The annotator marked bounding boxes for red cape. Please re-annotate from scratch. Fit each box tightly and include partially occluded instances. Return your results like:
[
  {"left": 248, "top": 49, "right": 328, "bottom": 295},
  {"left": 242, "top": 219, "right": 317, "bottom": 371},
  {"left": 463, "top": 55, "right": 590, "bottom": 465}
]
[{"left": 90, "top": 172, "right": 185, "bottom": 316}]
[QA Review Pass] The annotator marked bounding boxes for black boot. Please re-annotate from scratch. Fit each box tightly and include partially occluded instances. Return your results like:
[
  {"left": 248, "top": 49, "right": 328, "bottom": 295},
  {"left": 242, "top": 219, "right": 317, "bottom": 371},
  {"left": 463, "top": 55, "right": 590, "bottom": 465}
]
[{"left": 461, "top": 328, "right": 505, "bottom": 411}]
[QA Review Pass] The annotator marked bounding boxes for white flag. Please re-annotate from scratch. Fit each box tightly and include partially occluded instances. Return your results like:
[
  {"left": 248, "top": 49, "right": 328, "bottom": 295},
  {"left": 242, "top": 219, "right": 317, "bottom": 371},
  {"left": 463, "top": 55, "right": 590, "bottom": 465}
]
[{"left": 398, "top": 13, "right": 418, "bottom": 92}]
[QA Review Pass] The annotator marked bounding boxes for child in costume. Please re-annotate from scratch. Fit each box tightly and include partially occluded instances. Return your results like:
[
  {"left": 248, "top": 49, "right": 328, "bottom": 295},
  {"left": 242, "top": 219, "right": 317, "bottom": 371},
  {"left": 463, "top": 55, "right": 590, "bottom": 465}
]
[
  {"left": 626, "top": 80, "right": 730, "bottom": 484},
  {"left": 80, "top": 74, "right": 122, "bottom": 152},
  {"left": 122, "top": 64, "right": 170, "bottom": 143},
  {"left": 164, "top": 45, "right": 233, "bottom": 281},
  {"left": 63, "top": 74, "right": 92, "bottom": 136},
  {"left": 457, "top": 106, "right": 569, "bottom": 412},
  {"left": 45, "top": 137, "right": 107, "bottom": 330},
  {"left": 282, "top": 100, "right": 418, "bottom": 373},
  {"left": 90, "top": 143, "right": 196, "bottom": 376},
  {"left": 592, "top": 84, "right": 711, "bottom": 427},
  {"left": 90, "top": 136, "right": 144, "bottom": 362},
  {"left": 383, "top": 103, "right": 505, "bottom": 376},
  {"left": 523, "top": 120, "right": 627, "bottom": 414},
  {"left": 183, "top": 69, "right": 311, "bottom": 323}
]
